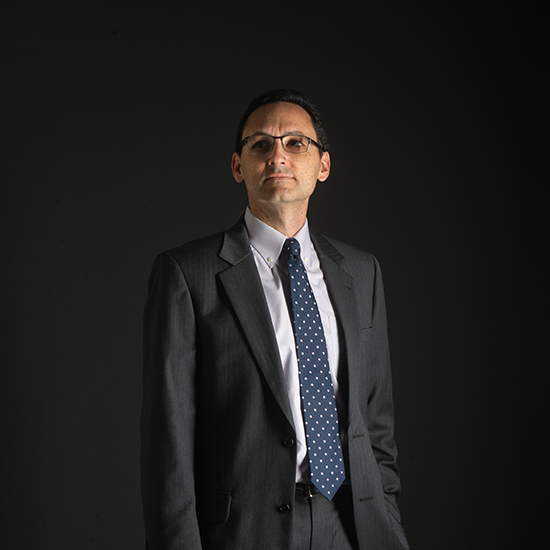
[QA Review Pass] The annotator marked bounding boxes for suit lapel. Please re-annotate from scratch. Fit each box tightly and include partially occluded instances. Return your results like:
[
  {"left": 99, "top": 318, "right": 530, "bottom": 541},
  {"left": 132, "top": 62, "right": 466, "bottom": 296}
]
[
  {"left": 217, "top": 219, "right": 295, "bottom": 430},
  {"left": 311, "top": 233, "right": 362, "bottom": 412},
  {"left": 215, "top": 221, "right": 363, "bottom": 434}
]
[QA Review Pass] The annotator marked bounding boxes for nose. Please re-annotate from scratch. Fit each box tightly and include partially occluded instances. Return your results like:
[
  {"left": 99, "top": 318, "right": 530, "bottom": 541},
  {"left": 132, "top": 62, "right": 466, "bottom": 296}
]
[{"left": 268, "top": 138, "right": 288, "bottom": 165}]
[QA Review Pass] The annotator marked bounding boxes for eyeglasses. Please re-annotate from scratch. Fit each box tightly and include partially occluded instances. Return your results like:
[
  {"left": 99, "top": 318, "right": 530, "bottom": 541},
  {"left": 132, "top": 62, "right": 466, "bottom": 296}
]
[{"left": 240, "top": 134, "right": 323, "bottom": 154}]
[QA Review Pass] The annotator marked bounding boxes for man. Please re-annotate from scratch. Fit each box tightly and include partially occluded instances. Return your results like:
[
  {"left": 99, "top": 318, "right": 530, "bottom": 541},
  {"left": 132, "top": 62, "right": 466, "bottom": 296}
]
[{"left": 141, "top": 89, "right": 409, "bottom": 550}]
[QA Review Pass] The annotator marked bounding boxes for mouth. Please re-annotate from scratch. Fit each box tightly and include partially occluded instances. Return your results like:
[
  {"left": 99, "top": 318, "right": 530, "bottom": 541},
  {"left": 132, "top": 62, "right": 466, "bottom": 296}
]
[{"left": 264, "top": 171, "right": 294, "bottom": 182}]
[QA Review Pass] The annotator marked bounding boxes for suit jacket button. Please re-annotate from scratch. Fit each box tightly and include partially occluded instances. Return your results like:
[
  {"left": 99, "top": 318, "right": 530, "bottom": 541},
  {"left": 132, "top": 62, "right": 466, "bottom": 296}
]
[
  {"left": 278, "top": 503, "right": 291, "bottom": 513},
  {"left": 283, "top": 437, "right": 295, "bottom": 447}
]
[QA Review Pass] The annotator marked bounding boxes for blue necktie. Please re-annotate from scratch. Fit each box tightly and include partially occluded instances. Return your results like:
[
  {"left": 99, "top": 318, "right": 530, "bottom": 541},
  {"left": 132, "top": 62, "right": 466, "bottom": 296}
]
[{"left": 283, "top": 238, "right": 345, "bottom": 501}]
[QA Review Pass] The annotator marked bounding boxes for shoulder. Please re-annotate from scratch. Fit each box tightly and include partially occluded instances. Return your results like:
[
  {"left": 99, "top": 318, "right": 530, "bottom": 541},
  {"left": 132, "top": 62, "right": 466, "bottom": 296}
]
[
  {"left": 147, "top": 233, "right": 228, "bottom": 290},
  {"left": 320, "top": 234, "right": 374, "bottom": 260},
  {"left": 312, "top": 232, "right": 381, "bottom": 274},
  {"left": 163, "top": 231, "right": 226, "bottom": 265},
  {"left": 150, "top": 217, "right": 249, "bottom": 278}
]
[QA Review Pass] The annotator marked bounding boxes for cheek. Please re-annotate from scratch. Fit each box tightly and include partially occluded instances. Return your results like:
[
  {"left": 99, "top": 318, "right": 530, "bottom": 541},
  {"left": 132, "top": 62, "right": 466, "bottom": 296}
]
[
  {"left": 237, "top": 164, "right": 253, "bottom": 184},
  {"left": 297, "top": 161, "right": 322, "bottom": 183},
  {"left": 244, "top": 160, "right": 263, "bottom": 176}
]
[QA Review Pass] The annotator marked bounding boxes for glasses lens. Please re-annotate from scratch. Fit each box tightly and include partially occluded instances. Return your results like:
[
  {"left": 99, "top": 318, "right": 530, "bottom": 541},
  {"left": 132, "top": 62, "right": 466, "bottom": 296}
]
[
  {"left": 246, "top": 135, "right": 274, "bottom": 151},
  {"left": 282, "top": 135, "right": 310, "bottom": 153}
]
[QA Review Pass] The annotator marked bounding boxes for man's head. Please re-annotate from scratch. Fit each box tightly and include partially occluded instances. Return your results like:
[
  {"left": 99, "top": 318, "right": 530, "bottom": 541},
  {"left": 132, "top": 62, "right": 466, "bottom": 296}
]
[
  {"left": 231, "top": 91, "right": 331, "bottom": 225},
  {"left": 235, "top": 89, "right": 329, "bottom": 155}
]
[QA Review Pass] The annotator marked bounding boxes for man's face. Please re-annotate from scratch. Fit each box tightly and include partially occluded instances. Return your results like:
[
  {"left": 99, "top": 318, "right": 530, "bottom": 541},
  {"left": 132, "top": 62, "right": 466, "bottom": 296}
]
[{"left": 231, "top": 102, "right": 330, "bottom": 215}]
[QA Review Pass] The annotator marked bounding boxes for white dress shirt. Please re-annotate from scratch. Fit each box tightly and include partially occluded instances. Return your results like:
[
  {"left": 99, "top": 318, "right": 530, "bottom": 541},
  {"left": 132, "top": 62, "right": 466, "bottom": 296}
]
[{"left": 244, "top": 208, "right": 341, "bottom": 482}]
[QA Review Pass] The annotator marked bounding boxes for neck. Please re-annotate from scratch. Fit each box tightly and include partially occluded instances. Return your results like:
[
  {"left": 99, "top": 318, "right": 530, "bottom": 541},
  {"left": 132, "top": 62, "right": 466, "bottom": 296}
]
[{"left": 248, "top": 201, "right": 308, "bottom": 237}]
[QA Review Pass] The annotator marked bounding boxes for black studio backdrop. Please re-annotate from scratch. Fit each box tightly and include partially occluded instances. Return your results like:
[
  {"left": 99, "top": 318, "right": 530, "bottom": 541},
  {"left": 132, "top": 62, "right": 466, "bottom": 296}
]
[{"left": 2, "top": 2, "right": 532, "bottom": 549}]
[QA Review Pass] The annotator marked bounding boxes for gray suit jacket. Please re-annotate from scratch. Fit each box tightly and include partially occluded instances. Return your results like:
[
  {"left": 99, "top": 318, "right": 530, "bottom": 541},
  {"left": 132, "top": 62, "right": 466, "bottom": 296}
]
[{"left": 141, "top": 217, "right": 409, "bottom": 550}]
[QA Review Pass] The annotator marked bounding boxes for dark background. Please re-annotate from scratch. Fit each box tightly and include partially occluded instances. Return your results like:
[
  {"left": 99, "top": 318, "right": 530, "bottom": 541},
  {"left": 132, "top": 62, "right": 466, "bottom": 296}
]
[{"left": 2, "top": 2, "right": 532, "bottom": 549}]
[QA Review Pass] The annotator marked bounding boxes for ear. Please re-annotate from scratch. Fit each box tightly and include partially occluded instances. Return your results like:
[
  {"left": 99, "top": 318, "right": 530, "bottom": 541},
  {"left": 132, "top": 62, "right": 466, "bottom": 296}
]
[
  {"left": 231, "top": 152, "right": 244, "bottom": 183},
  {"left": 317, "top": 151, "right": 331, "bottom": 182}
]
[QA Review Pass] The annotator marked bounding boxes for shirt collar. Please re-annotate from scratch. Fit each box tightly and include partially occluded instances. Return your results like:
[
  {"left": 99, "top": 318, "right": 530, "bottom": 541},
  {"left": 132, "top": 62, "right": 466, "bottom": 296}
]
[{"left": 244, "top": 207, "right": 313, "bottom": 269}]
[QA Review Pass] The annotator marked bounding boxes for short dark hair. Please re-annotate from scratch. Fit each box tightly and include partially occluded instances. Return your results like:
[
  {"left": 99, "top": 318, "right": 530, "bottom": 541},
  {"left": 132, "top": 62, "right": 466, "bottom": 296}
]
[{"left": 235, "top": 89, "right": 329, "bottom": 155}]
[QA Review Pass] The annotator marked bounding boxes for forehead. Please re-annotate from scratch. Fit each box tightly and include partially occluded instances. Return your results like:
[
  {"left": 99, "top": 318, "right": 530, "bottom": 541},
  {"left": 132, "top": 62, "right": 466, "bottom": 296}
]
[{"left": 242, "top": 102, "right": 316, "bottom": 138}]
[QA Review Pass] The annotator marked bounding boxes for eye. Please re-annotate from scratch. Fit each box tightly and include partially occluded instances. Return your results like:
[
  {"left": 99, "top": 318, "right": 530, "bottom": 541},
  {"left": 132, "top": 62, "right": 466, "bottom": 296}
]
[
  {"left": 249, "top": 137, "right": 273, "bottom": 150},
  {"left": 284, "top": 136, "right": 308, "bottom": 151}
]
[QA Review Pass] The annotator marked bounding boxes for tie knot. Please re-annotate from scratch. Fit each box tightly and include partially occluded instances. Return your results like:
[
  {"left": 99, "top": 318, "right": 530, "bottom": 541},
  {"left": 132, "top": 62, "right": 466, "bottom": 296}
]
[{"left": 284, "top": 238, "right": 301, "bottom": 262}]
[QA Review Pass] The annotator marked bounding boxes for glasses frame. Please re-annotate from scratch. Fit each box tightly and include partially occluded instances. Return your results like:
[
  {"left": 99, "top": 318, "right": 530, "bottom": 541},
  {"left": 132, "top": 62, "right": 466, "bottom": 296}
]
[{"left": 240, "top": 134, "right": 323, "bottom": 154}]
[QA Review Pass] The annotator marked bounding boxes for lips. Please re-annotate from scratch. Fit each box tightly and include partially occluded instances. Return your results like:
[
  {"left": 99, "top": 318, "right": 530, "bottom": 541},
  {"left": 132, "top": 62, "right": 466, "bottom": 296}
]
[{"left": 264, "top": 170, "right": 294, "bottom": 181}]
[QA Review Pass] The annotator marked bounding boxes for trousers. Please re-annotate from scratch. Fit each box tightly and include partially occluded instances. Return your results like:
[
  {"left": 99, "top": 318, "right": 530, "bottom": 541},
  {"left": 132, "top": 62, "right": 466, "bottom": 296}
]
[{"left": 290, "top": 485, "right": 359, "bottom": 550}]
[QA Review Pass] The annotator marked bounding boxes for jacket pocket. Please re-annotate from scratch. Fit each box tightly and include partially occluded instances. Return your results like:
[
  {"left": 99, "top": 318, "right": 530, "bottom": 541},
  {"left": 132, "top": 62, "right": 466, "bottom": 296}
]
[{"left": 196, "top": 491, "right": 232, "bottom": 523}]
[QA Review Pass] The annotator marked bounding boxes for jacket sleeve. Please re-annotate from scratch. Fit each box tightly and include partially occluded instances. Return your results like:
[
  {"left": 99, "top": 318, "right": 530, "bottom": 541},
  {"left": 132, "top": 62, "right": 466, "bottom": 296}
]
[
  {"left": 367, "top": 255, "right": 408, "bottom": 547},
  {"left": 140, "top": 252, "right": 203, "bottom": 550}
]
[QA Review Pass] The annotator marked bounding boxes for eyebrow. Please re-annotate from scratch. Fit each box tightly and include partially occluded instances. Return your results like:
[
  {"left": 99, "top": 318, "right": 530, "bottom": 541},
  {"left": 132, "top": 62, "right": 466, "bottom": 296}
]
[{"left": 249, "top": 131, "right": 305, "bottom": 137}]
